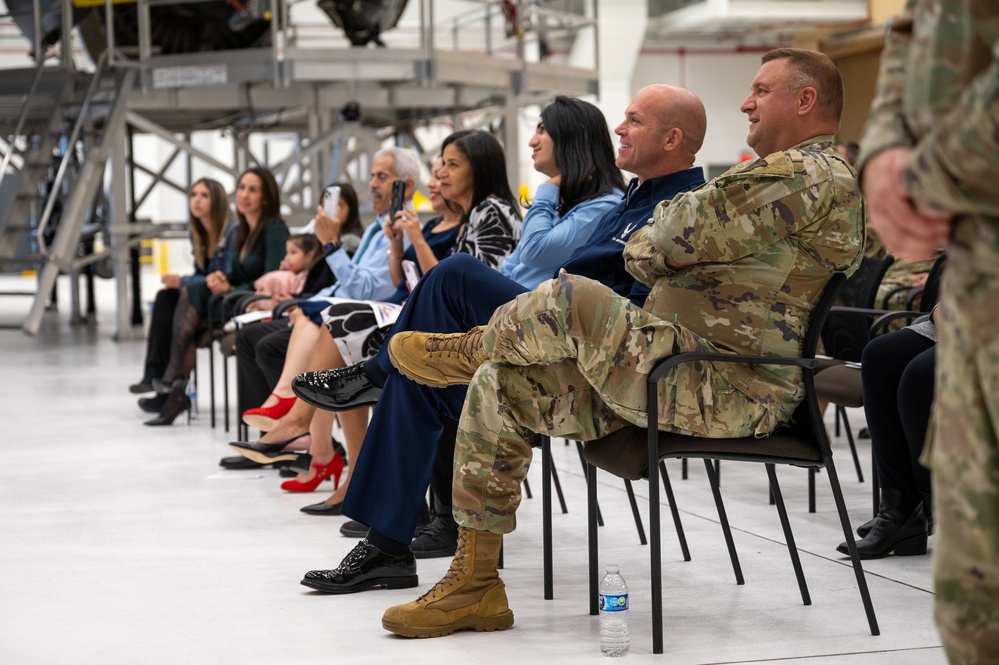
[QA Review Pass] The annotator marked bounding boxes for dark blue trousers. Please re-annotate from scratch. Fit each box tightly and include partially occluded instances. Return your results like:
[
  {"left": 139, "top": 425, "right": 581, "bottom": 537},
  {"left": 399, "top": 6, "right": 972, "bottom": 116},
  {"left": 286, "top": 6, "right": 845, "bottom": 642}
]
[{"left": 341, "top": 254, "right": 528, "bottom": 544}]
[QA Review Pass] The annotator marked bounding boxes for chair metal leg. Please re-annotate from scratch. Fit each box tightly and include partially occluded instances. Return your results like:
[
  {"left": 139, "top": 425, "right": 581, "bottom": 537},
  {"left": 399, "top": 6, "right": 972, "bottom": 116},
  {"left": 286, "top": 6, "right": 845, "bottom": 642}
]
[
  {"left": 586, "top": 462, "right": 599, "bottom": 617},
  {"left": 825, "top": 459, "right": 881, "bottom": 636},
  {"left": 766, "top": 464, "right": 811, "bottom": 606},
  {"left": 808, "top": 468, "right": 817, "bottom": 513},
  {"left": 645, "top": 411, "right": 664, "bottom": 654},
  {"left": 703, "top": 459, "right": 744, "bottom": 585},
  {"left": 208, "top": 342, "right": 216, "bottom": 428},
  {"left": 542, "top": 435, "right": 553, "bottom": 600},
  {"left": 681, "top": 458, "right": 688, "bottom": 480},
  {"left": 576, "top": 442, "right": 603, "bottom": 526},
  {"left": 871, "top": 453, "right": 880, "bottom": 517},
  {"left": 547, "top": 443, "right": 568, "bottom": 514},
  {"left": 523, "top": 477, "right": 533, "bottom": 499},
  {"left": 623, "top": 479, "right": 647, "bottom": 545},
  {"left": 222, "top": 355, "right": 230, "bottom": 433},
  {"left": 838, "top": 405, "right": 864, "bottom": 482},
  {"left": 658, "top": 461, "right": 691, "bottom": 562}
]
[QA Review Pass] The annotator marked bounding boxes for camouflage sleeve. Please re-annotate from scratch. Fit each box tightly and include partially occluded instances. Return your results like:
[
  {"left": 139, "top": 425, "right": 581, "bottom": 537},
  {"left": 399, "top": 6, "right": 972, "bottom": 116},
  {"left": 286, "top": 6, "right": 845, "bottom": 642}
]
[
  {"left": 623, "top": 210, "right": 673, "bottom": 287},
  {"left": 904, "top": 36, "right": 999, "bottom": 215},
  {"left": 857, "top": 0, "right": 917, "bottom": 167},
  {"left": 649, "top": 153, "right": 820, "bottom": 265}
]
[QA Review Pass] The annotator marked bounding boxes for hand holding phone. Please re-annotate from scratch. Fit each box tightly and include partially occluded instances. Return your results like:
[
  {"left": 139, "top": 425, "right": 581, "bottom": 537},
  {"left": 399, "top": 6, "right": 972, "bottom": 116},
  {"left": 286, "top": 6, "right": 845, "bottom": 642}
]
[
  {"left": 322, "top": 185, "right": 341, "bottom": 220},
  {"left": 387, "top": 179, "right": 406, "bottom": 226}
]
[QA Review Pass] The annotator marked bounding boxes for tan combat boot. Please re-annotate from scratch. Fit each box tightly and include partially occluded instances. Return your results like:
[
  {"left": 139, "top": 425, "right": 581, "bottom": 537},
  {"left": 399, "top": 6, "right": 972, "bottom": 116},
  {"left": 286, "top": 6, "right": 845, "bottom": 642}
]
[
  {"left": 388, "top": 326, "right": 488, "bottom": 388},
  {"left": 382, "top": 527, "right": 513, "bottom": 638}
]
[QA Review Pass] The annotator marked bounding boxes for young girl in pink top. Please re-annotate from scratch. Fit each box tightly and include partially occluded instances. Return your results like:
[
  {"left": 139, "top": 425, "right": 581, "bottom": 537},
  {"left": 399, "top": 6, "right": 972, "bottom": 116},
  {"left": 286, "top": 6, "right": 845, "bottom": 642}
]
[{"left": 251, "top": 233, "right": 323, "bottom": 310}]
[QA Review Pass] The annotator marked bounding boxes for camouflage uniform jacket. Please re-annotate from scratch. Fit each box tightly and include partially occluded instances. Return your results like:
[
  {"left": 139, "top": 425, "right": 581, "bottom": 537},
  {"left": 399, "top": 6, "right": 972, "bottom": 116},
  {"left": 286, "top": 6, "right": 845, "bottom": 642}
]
[
  {"left": 625, "top": 135, "right": 864, "bottom": 425},
  {"left": 858, "top": 0, "right": 999, "bottom": 225}
]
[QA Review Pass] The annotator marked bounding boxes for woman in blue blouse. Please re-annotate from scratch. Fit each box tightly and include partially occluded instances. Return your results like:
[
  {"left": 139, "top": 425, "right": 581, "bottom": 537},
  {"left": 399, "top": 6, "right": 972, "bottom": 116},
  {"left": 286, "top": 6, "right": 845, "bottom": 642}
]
[
  {"left": 500, "top": 95, "right": 626, "bottom": 289},
  {"left": 146, "top": 167, "right": 289, "bottom": 426},
  {"left": 130, "top": 178, "right": 233, "bottom": 404}
]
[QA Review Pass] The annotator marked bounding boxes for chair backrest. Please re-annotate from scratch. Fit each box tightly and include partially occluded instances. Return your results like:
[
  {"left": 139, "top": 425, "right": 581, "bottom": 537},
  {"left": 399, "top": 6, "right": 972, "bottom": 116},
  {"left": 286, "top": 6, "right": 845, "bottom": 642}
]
[
  {"left": 820, "top": 255, "right": 893, "bottom": 362},
  {"left": 784, "top": 271, "right": 846, "bottom": 458},
  {"left": 582, "top": 272, "right": 847, "bottom": 478},
  {"left": 914, "top": 253, "right": 947, "bottom": 313}
]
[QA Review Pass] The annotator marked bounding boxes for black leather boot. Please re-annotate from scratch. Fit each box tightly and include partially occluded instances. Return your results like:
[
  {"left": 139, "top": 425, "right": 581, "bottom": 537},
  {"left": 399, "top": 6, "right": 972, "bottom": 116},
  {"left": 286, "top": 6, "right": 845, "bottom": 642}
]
[
  {"left": 856, "top": 515, "right": 878, "bottom": 539},
  {"left": 144, "top": 386, "right": 191, "bottom": 426},
  {"left": 838, "top": 488, "right": 927, "bottom": 559},
  {"left": 921, "top": 491, "right": 934, "bottom": 535}
]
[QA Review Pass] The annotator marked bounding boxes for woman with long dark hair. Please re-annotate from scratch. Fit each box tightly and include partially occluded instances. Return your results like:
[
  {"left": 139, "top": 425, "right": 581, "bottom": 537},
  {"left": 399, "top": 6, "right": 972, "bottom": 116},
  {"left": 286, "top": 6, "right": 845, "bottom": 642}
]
[
  {"left": 499, "top": 95, "right": 626, "bottom": 289},
  {"left": 437, "top": 129, "right": 521, "bottom": 268},
  {"left": 131, "top": 178, "right": 233, "bottom": 404},
  {"left": 146, "top": 166, "right": 289, "bottom": 426}
]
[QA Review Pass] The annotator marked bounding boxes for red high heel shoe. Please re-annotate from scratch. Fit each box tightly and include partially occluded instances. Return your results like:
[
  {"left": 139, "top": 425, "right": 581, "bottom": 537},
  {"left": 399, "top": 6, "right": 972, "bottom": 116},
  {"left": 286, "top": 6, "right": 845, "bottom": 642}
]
[
  {"left": 280, "top": 453, "right": 345, "bottom": 493},
  {"left": 242, "top": 394, "right": 298, "bottom": 431}
]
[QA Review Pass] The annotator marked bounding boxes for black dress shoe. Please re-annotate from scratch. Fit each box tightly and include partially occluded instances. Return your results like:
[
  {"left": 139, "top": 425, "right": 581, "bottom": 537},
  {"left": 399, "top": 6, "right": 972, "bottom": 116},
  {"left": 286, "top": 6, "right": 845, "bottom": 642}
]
[
  {"left": 219, "top": 455, "right": 268, "bottom": 470},
  {"left": 130, "top": 380, "right": 155, "bottom": 394},
  {"left": 339, "top": 507, "right": 431, "bottom": 538},
  {"left": 301, "top": 501, "right": 343, "bottom": 515},
  {"left": 300, "top": 541, "right": 417, "bottom": 594},
  {"left": 228, "top": 433, "right": 309, "bottom": 465},
  {"left": 411, "top": 514, "right": 459, "bottom": 559},
  {"left": 152, "top": 377, "right": 187, "bottom": 395},
  {"left": 138, "top": 394, "right": 167, "bottom": 413},
  {"left": 292, "top": 364, "right": 381, "bottom": 412},
  {"left": 340, "top": 519, "right": 369, "bottom": 538}
]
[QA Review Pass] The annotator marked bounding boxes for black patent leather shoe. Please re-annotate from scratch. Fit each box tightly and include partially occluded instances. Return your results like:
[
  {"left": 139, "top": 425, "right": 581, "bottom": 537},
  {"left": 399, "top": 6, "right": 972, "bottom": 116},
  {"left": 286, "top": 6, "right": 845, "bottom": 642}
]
[
  {"left": 138, "top": 394, "right": 167, "bottom": 413},
  {"left": 292, "top": 364, "right": 381, "bottom": 412},
  {"left": 300, "top": 500, "right": 343, "bottom": 515},
  {"left": 300, "top": 541, "right": 417, "bottom": 594},
  {"left": 219, "top": 455, "right": 268, "bottom": 470},
  {"left": 227, "top": 432, "right": 309, "bottom": 465}
]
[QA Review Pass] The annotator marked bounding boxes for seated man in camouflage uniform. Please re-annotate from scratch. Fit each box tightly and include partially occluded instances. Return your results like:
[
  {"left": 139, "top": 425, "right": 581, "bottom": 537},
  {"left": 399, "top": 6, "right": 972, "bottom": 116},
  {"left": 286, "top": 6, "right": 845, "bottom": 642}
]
[{"left": 381, "top": 47, "right": 865, "bottom": 639}]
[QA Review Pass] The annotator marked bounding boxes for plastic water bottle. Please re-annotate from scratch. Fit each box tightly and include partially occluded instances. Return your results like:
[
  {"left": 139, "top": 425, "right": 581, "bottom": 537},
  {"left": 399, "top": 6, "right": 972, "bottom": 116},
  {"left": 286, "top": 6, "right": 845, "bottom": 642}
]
[{"left": 599, "top": 564, "right": 630, "bottom": 657}]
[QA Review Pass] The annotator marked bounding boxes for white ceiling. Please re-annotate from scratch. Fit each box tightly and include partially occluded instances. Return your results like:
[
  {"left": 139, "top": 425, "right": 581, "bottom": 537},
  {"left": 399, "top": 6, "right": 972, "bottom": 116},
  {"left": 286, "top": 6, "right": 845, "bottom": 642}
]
[{"left": 645, "top": 0, "right": 868, "bottom": 48}]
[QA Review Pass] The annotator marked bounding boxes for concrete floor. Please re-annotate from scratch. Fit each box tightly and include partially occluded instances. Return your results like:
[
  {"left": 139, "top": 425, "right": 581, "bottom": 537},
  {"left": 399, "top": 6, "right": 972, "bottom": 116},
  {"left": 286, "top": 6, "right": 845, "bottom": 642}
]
[{"left": 0, "top": 275, "right": 945, "bottom": 664}]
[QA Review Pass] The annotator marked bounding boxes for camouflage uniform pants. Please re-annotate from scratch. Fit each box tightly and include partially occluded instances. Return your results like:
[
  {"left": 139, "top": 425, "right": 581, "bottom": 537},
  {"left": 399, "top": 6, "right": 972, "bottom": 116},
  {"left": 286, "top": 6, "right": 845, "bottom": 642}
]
[
  {"left": 930, "top": 217, "right": 999, "bottom": 664},
  {"left": 452, "top": 272, "right": 771, "bottom": 534}
]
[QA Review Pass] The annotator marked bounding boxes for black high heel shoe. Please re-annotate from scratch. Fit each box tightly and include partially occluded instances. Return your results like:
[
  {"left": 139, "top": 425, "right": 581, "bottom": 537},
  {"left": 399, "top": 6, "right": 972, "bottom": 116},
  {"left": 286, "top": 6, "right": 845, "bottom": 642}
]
[{"left": 144, "top": 388, "right": 191, "bottom": 426}]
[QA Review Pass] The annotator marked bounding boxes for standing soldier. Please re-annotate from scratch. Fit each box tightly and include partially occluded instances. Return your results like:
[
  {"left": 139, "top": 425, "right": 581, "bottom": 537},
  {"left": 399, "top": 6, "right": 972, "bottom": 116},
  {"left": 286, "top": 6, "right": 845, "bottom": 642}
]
[{"left": 858, "top": 1, "right": 999, "bottom": 663}]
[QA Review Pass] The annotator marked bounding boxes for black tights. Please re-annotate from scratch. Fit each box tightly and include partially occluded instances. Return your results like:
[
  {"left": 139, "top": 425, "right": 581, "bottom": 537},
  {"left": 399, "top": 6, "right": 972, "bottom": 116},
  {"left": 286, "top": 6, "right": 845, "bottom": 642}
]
[
  {"left": 861, "top": 329, "right": 935, "bottom": 506},
  {"left": 161, "top": 288, "right": 205, "bottom": 385}
]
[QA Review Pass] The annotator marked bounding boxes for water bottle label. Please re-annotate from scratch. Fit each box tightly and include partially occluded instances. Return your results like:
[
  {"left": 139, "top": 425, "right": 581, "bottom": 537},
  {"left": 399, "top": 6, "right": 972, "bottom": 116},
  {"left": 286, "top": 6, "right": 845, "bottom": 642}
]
[{"left": 599, "top": 593, "right": 629, "bottom": 612}]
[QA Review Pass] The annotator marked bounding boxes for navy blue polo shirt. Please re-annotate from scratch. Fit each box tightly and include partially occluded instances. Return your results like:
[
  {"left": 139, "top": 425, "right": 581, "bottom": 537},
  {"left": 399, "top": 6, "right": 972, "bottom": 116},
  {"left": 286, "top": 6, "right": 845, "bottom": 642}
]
[{"left": 560, "top": 167, "right": 705, "bottom": 306}]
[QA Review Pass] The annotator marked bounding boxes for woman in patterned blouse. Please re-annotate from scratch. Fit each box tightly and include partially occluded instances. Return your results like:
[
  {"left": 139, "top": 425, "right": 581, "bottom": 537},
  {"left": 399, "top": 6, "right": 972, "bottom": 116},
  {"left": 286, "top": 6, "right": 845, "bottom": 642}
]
[{"left": 437, "top": 129, "right": 521, "bottom": 268}]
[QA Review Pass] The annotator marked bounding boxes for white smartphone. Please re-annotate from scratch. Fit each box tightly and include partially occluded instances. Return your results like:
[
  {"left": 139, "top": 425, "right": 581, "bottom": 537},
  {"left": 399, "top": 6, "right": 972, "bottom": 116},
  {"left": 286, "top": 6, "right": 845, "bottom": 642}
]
[
  {"left": 322, "top": 185, "right": 341, "bottom": 219},
  {"left": 402, "top": 259, "right": 421, "bottom": 292}
]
